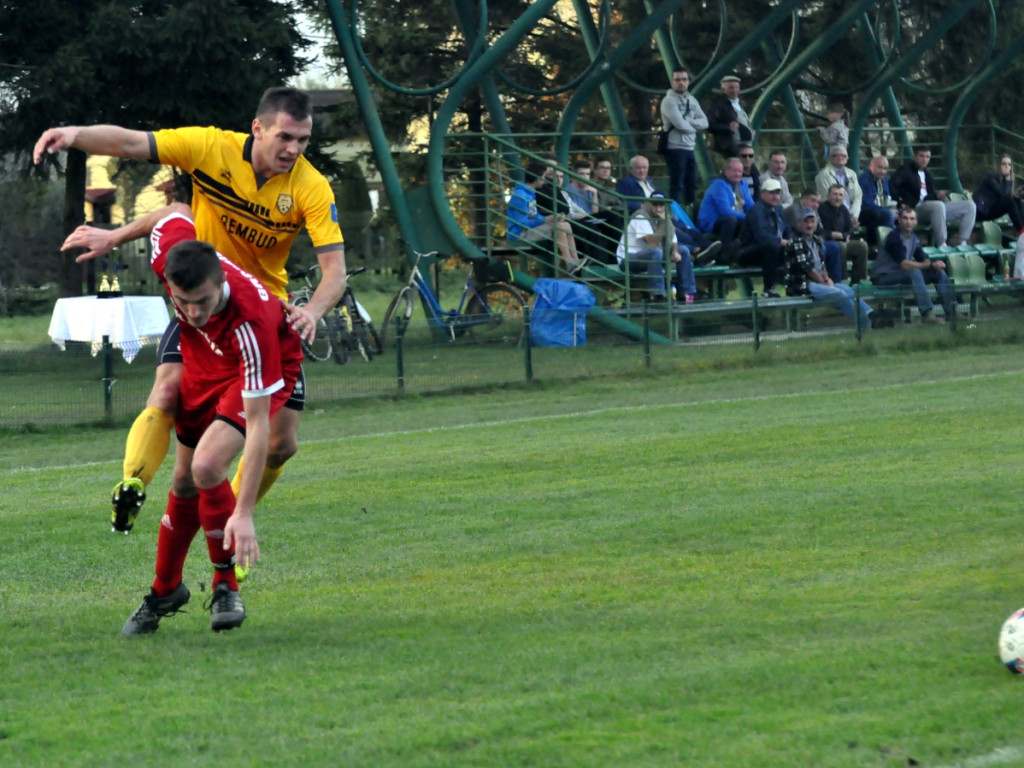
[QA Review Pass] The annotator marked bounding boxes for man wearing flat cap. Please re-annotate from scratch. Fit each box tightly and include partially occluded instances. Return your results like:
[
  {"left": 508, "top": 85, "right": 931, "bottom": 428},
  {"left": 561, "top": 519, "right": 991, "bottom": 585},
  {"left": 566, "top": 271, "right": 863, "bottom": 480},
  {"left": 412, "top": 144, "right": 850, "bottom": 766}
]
[{"left": 704, "top": 74, "right": 755, "bottom": 159}]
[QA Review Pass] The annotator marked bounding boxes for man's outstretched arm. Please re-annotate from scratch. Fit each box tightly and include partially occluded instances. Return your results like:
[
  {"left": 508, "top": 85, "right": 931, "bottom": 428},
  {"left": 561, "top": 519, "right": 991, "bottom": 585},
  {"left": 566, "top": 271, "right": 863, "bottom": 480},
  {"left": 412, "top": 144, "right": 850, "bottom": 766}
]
[
  {"left": 34, "top": 125, "right": 150, "bottom": 165},
  {"left": 61, "top": 203, "right": 192, "bottom": 262}
]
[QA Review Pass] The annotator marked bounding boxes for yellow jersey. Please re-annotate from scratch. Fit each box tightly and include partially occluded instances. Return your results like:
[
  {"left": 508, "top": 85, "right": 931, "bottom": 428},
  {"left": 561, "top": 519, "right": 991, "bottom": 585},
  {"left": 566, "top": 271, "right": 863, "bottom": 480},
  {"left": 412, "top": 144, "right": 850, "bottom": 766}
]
[{"left": 150, "top": 126, "right": 343, "bottom": 300}]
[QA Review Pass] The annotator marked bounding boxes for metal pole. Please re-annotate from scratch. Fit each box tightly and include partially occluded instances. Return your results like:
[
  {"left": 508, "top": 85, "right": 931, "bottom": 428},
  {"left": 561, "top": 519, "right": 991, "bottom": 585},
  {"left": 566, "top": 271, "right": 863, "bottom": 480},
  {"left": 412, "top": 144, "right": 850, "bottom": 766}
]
[
  {"left": 102, "top": 334, "right": 113, "bottom": 420},
  {"left": 523, "top": 305, "right": 533, "bottom": 383},
  {"left": 642, "top": 300, "right": 651, "bottom": 369},
  {"left": 752, "top": 292, "right": 761, "bottom": 351},
  {"left": 855, "top": 283, "right": 863, "bottom": 342},
  {"left": 395, "top": 316, "right": 406, "bottom": 393}
]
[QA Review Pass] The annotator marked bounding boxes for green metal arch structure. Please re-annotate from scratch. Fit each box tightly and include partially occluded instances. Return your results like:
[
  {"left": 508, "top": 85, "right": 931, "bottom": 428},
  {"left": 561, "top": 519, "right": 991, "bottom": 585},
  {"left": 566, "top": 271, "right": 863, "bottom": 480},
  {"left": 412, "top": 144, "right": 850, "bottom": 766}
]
[{"left": 324, "top": 0, "right": 1020, "bottom": 337}]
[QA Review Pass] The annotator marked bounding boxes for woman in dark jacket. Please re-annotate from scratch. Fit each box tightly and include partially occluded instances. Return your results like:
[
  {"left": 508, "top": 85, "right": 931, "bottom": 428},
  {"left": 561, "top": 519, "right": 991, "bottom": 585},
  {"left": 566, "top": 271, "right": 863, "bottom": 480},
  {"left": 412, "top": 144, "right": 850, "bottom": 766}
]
[{"left": 973, "top": 154, "right": 1024, "bottom": 231}]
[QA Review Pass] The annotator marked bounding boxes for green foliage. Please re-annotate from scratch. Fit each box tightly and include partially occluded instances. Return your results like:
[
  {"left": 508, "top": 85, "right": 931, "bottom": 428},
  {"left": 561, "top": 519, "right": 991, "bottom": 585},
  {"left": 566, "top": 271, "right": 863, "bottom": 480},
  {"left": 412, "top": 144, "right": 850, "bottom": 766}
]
[
  {"left": 0, "top": 0, "right": 316, "bottom": 294},
  {"left": 4, "top": 349, "right": 1024, "bottom": 766},
  {"left": 0, "top": 176, "right": 63, "bottom": 291},
  {"left": 0, "top": 0, "right": 313, "bottom": 164}
]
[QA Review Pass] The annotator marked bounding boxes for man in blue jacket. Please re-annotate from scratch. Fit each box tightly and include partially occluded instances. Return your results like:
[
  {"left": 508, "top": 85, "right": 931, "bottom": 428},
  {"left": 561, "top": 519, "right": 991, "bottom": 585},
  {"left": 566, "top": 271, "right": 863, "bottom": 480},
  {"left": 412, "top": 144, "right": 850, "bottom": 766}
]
[
  {"left": 697, "top": 157, "right": 755, "bottom": 264},
  {"left": 858, "top": 155, "right": 896, "bottom": 252},
  {"left": 739, "top": 178, "right": 790, "bottom": 297}
]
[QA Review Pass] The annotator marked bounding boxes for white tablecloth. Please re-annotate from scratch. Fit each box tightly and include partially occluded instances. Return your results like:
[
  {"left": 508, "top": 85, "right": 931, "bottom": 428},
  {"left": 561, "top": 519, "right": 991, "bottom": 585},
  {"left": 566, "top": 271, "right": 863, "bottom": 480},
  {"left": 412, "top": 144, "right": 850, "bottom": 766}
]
[{"left": 48, "top": 296, "right": 171, "bottom": 363}]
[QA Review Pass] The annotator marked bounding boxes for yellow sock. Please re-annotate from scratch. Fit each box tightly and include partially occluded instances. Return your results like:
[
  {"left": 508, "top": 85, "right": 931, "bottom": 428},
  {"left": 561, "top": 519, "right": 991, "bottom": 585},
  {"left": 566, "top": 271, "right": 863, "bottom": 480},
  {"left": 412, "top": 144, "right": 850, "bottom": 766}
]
[
  {"left": 231, "top": 458, "right": 285, "bottom": 504},
  {"left": 123, "top": 406, "right": 174, "bottom": 486}
]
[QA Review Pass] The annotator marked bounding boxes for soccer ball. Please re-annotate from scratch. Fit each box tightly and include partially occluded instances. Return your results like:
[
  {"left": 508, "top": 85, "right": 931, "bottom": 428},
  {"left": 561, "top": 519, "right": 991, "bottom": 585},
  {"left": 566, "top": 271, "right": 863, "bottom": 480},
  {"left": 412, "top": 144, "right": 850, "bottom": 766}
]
[{"left": 998, "top": 608, "right": 1024, "bottom": 674}]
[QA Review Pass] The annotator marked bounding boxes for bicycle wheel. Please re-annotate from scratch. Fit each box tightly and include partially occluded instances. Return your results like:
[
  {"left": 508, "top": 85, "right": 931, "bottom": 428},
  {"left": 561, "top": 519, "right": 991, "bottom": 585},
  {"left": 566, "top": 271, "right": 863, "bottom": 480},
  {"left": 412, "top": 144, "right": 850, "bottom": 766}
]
[
  {"left": 293, "top": 296, "right": 332, "bottom": 362},
  {"left": 350, "top": 323, "right": 374, "bottom": 361},
  {"left": 353, "top": 298, "right": 384, "bottom": 356},
  {"left": 464, "top": 283, "right": 527, "bottom": 345},
  {"left": 380, "top": 286, "right": 416, "bottom": 349}
]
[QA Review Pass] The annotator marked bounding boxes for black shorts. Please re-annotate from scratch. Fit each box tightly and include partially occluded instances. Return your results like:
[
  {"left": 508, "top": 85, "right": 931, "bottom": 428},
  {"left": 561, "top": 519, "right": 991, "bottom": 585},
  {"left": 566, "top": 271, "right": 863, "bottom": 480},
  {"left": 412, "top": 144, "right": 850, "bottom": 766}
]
[
  {"left": 287, "top": 367, "right": 306, "bottom": 412},
  {"left": 159, "top": 319, "right": 305, "bottom": 413}
]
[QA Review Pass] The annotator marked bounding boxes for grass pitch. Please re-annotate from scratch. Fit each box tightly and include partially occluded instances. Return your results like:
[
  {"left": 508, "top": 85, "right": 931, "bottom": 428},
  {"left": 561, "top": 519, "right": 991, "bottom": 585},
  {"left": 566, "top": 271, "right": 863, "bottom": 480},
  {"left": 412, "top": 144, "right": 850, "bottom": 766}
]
[{"left": 3, "top": 346, "right": 1024, "bottom": 767}]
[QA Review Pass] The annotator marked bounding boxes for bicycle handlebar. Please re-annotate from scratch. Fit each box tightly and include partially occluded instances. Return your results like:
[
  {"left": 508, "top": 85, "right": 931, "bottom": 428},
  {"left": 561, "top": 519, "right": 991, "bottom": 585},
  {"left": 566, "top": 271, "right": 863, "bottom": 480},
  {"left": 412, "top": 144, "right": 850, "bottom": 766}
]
[
  {"left": 289, "top": 264, "right": 319, "bottom": 279},
  {"left": 289, "top": 264, "right": 368, "bottom": 280}
]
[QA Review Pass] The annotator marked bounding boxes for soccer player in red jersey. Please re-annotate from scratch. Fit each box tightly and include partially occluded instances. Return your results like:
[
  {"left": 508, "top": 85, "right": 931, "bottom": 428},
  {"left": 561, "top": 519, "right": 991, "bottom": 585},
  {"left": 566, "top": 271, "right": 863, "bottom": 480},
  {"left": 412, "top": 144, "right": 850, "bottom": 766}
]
[{"left": 65, "top": 204, "right": 303, "bottom": 634}]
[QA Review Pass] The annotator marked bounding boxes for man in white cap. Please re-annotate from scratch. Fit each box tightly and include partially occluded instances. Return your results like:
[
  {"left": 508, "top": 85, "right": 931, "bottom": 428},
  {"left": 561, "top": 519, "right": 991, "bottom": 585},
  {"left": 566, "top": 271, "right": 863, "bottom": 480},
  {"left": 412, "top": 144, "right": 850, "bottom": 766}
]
[
  {"left": 739, "top": 177, "right": 790, "bottom": 297},
  {"left": 705, "top": 74, "right": 755, "bottom": 159}
]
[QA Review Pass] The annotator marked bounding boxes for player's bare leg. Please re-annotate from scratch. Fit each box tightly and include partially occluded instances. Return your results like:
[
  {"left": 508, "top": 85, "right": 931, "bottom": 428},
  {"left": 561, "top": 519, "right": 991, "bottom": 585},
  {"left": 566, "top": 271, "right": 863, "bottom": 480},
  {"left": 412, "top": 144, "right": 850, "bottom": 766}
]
[
  {"left": 229, "top": 404, "right": 298, "bottom": 501},
  {"left": 229, "top": 403, "right": 298, "bottom": 582}
]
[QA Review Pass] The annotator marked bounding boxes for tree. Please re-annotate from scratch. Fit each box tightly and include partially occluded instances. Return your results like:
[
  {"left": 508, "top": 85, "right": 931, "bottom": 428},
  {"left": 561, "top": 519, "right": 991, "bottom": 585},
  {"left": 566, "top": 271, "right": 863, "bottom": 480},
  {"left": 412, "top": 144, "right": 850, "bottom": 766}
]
[
  {"left": 0, "top": 0, "right": 314, "bottom": 296},
  {"left": 0, "top": 175, "right": 63, "bottom": 302},
  {"left": 106, "top": 158, "right": 161, "bottom": 225}
]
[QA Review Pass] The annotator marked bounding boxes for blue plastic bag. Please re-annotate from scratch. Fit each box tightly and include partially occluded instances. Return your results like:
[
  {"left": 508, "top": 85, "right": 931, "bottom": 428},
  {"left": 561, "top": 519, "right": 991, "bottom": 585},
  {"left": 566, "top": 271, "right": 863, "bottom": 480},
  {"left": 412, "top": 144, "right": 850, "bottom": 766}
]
[{"left": 529, "top": 278, "right": 596, "bottom": 347}]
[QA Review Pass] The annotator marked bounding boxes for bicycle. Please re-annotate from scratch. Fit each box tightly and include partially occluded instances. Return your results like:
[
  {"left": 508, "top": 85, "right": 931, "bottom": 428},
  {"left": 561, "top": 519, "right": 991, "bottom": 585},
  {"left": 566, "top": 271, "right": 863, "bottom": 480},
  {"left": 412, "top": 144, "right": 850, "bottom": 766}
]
[
  {"left": 289, "top": 265, "right": 382, "bottom": 364},
  {"left": 380, "top": 250, "right": 527, "bottom": 348}
]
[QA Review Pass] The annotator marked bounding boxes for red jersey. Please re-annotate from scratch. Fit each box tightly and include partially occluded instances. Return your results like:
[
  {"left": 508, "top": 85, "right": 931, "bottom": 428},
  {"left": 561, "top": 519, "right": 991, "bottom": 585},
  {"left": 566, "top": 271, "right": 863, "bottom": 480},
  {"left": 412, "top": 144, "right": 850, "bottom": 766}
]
[{"left": 150, "top": 213, "right": 302, "bottom": 442}]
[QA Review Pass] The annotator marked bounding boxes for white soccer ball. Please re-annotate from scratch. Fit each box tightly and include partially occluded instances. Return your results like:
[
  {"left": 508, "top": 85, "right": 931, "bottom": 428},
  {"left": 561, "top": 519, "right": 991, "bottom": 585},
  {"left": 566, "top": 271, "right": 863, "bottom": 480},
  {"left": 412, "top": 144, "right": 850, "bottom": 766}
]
[{"left": 998, "top": 608, "right": 1024, "bottom": 674}]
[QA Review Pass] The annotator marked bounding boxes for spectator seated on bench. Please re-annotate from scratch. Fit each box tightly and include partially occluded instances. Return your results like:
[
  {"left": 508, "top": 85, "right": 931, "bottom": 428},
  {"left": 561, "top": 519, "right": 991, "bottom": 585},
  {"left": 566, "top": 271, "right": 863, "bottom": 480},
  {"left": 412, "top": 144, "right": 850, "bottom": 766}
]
[
  {"left": 973, "top": 154, "right": 1024, "bottom": 235},
  {"left": 738, "top": 178, "right": 790, "bottom": 298},
  {"left": 506, "top": 158, "right": 582, "bottom": 272},
  {"left": 858, "top": 155, "right": 896, "bottom": 252},
  {"left": 891, "top": 146, "right": 976, "bottom": 247},
  {"left": 555, "top": 165, "right": 620, "bottom": 266},
  {"left": 697, "top": 157, "right": 755, "bottom": 265},
  {"left": 785, "top": 207, "right": 872, "bottom": 327},
  {"left": 785, "top": 188, "right": 844, "bottom": 285},
  {"left": 615, "top": 194, "right": 696, "bottom": 302},
  {"left": 616, "top": 154, "right": 722, "bottom": 266},
  {"left": 870, "top": 207, "right": 953, "bottom": 324},
  {"left": 818, "top": 184, "right": 869, "bottom": 283}
]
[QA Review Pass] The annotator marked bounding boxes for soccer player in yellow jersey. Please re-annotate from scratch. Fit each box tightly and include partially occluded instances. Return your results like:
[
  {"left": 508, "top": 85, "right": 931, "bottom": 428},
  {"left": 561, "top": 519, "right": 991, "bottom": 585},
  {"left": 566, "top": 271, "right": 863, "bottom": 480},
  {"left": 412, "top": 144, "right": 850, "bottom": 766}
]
[{"left": 34, "top": 87, "right": 345, "bottom": 535}]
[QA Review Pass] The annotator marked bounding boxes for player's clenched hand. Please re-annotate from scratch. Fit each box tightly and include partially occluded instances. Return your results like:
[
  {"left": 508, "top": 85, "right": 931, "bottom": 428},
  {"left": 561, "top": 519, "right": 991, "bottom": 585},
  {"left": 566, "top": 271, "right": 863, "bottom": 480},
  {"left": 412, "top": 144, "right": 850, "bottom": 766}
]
[
  {"left": 223, "top": 512, "right": 259, "bottom": 570},
  {"left": 33, "top": 127, "right": 79, "bottom": 165},
  {"left": 62, "top": 226, "right": 117, "bottom": 262},
  {"left": 282, "top": 300, "right": 317, "bottom": 342}
]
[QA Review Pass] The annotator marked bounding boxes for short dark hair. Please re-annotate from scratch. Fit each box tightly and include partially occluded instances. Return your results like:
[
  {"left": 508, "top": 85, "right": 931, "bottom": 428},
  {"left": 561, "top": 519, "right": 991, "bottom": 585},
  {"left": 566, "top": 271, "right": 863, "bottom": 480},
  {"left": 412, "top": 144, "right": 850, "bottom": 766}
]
[
  {"left": 799, "top": 188, "right": 819, "bottom": 199},
  {"left": 573, "top": 159, "right": 592, "bottom": 171},
  {"left": 524, "top": 160, "right": 549, "bottom": 180},
  {"left": 165, "top": 240, "right": 224, "bottom": 291},
  {"left": 672, "top": 67, "right": 688, "bottom": 76},
  {"left": 256, "top": 87, "right": 312, "bottom": 123}
]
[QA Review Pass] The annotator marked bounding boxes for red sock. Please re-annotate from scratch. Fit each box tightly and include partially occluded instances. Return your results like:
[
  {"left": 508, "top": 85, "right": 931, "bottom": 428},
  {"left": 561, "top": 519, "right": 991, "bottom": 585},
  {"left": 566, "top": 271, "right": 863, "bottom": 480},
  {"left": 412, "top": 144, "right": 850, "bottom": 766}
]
[
  {"left": 152, "top": 492, "right": 200, "bottom": 596},
  {"left": 199, "top": 479, "right": 238, "bottom": 591}
]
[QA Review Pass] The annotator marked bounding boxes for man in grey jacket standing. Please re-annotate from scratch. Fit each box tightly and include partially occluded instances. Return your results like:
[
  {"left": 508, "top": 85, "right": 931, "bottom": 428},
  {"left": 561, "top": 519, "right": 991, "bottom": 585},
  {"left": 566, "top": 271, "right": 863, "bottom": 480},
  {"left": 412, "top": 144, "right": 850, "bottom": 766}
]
[{"left": 660, "top": 68, "right": 708, "bottom": 207}]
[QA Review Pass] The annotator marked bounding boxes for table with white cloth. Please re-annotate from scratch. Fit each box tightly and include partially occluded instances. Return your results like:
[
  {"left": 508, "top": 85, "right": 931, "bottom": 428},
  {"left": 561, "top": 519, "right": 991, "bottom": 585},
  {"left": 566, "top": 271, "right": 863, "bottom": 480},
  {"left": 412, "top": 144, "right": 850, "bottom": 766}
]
[{"left": 48, "top": 295, "right": 170, "bottom": 363}]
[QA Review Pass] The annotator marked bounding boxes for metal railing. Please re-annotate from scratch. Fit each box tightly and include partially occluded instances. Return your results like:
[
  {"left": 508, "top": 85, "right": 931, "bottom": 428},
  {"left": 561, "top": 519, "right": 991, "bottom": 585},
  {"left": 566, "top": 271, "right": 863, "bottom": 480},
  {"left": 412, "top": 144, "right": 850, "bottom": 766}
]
[{"left": 438, "top": 125, "right": 1024, "bottom": 259}]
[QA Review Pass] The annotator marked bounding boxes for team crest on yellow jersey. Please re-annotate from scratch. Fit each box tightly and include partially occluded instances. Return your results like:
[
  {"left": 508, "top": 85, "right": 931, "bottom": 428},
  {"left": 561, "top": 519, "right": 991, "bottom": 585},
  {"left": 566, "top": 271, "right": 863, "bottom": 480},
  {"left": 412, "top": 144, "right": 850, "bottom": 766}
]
[{"left": 276, "top": 194, "right": 294, "bottom": 214}]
